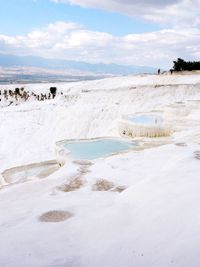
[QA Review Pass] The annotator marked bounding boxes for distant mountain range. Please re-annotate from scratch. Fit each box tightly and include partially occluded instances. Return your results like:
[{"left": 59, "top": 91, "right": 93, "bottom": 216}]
[
  {"left": 0, "top": 54, "right": 157, "bottom": 83},
  {"left": 0, "top": 54, "right": 157, "bottom": 75}
]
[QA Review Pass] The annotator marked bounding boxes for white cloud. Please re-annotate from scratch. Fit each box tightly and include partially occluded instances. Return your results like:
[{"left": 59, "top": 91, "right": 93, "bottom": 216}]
[
  {"left": 0, "top": 21, "right": 200, "bottom": 68},
  {"left": 52, "top": 0, "right": 200, "bottom": 27}
]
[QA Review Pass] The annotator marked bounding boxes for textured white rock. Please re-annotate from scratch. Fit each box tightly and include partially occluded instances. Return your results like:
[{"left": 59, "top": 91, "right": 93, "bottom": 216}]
[{"left": 0, "top": 74, "right": 200, "bottom": 267}]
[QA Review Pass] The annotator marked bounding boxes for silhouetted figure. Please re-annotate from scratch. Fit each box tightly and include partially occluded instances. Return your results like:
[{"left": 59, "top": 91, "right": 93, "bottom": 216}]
[
  {"left": 170, "top": 69, "right": 173, "bottom": 75},
  {"left": 50, "top": 87, "right": 57, "bottom": 99},
  {"left": 14, "top": 88, "right": 20, "bottom": 96},
  {"left": 158, "top": 69, "right": 161, "bottom": 75}
]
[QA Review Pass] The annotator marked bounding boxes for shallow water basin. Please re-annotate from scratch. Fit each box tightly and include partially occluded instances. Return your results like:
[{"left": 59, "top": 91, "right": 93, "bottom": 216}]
[
  {"left": 64, "top": 138, "right": 137, "bottom": 160},
  {"left": 2, "top": 161, "right": 60, "bottom": 185},
  {"left": 124, "top": 114, "right": 163, "bottom": 126}
]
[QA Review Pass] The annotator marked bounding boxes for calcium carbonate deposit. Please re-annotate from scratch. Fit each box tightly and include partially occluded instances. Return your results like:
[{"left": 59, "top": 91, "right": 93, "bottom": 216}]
[{"left": 0, "top": 73, "right": 200, "bottom": 267}]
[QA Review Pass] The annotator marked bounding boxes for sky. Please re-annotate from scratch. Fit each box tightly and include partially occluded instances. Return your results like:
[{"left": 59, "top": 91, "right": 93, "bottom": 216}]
[{"left": 0, "top": 0, "right": 200, "bottom": 68}]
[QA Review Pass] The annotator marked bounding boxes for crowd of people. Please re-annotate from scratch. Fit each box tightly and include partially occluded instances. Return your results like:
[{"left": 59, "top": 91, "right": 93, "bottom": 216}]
[{"left": 0, "top": 87, "right": 58, "bottom": 106}]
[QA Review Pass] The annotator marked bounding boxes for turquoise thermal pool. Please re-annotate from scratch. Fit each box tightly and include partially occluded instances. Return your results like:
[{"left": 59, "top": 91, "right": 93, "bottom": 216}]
[
  {"left": 64, "top": 139, "right": 137, "bottom": 160},
  {"left": 124, "top": 114, "right": 163, "bottom": 125}
]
